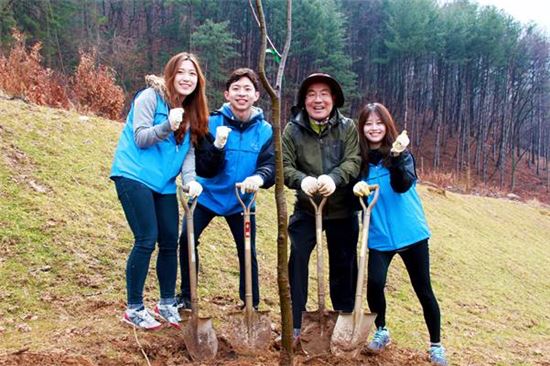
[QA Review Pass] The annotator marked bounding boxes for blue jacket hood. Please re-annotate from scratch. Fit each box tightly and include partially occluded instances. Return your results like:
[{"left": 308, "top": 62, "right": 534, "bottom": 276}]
[{"left": 217, "top": 103, "right": 265, "bottom": 125}]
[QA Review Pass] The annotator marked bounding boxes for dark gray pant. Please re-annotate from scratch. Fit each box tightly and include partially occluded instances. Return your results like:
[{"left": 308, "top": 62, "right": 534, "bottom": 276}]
[
  {"left": 288, "top": 210, "right": 359, "bottom": 329},
  {"left": 179, "top": 203, "right": 259, "bottom": 307}
]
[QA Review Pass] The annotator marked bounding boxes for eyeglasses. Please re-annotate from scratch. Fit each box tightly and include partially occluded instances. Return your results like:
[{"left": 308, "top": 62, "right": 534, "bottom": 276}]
[{"left": 305, "top": 91, "right": 332, "bottom": 101}]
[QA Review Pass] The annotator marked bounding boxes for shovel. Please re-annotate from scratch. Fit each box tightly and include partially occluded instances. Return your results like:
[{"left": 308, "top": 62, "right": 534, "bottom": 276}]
[
  {"left": 177, "top": 185, "right": 218, "bottom": 361},
  {"left": 330, "top": 184, "right": 379, "bottom": 358},
  {"left": 225, "top": 184, "right": 271, "bottom": 354},
  {"left": 299, "top": 196, "right": 339, "bottom": 356}
]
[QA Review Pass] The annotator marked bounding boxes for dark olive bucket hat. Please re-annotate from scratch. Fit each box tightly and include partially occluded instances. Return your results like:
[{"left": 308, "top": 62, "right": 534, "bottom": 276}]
[{"left": 296, "top": 73, "right": 345, "bottom": 109}]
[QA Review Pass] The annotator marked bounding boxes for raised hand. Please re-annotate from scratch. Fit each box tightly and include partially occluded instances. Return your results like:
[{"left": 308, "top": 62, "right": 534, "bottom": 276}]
[
  {"left": 391, "top": 130, "right": 409, "bottom": 156},
  {"left": 213, "top": 126, "right": 231, "bottom": 149},
  {"left": 169, "top": 108, "right": 184, "bottom": 131}
]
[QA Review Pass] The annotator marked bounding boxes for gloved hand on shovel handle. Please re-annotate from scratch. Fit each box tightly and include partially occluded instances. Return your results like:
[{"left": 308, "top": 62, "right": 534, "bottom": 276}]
[
  {"left": 301, "top": 176, "right": 318, "bottom": 197},
  {"left": 391, "top": 130, "right": 409, "bottom": 156},
  {"left": 317, "top": 174, "right": 336, "bottom": 197},
  {"left": 185, "top": 180, "right": 203, "bottom": 198},
  {"left": 353, "top": 181, "right": 371, "bottom": 197},
  {"left": 240, "top": 175, "right": 264, "bottom": 194}
]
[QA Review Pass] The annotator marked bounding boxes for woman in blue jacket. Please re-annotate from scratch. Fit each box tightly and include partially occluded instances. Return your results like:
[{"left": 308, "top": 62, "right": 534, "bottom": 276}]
[
  {"left": 111, "top": 52, "right": 209, "bottom": 330},
  {"left": 353, "top": 103, "right": 447, "bottom": 366}
]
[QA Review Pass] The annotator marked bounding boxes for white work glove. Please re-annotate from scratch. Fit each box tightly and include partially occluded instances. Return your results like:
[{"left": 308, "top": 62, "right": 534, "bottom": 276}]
[
  {"left": 353, "top": 181, "right": 371, "bottom": 197},
  {"left": 240, "top": 175, "right": 264, "bottom": 194},
  {"left": 185, "top": 180, "right": 203, "bottom": 198},
  {"left": 214, "top": 126, "right": 231, "bottom": 149},
  {"left": 168, "top": 108, "right": 184, "bottom": 131},
  {"left": 391, "top": 130, "right": 409, "bottom": 156},
  {"left": 300, "top": 176, "right": 318, "bottom": 196},
  {"left": 317, "top": 174, "right": 336, "bottom": 197}
]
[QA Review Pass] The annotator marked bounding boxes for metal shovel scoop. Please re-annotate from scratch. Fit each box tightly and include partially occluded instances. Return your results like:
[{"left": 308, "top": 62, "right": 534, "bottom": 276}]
[
  {"left": 225, "top": 185, "right": 271, "bottom": 354},
  {"left": 178, "top": 185, "right": 218, "bottom": 361},
  {"left": 330, "top": 184, "right": 379, "bottom": 358},
  {"left": 299, "top": 196, "right": 339, "bottom": 356}
]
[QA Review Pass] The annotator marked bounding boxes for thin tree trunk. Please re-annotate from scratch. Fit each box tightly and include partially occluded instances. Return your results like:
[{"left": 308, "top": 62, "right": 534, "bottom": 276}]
[{"left": 252, "top": 1, "right": 293, "bottom": 364}]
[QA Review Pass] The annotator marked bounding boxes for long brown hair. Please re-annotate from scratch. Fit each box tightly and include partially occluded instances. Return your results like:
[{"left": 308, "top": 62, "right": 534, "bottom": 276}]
[
  {"left": 164, "top": 52, "right": 209, "bottom": 145},
  {"left": 357, "top": 102, "right": 399, "bottom": 175}
]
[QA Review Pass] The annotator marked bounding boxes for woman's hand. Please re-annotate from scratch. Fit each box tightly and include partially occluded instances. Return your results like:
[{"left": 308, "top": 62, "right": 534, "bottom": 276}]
[
  {"left": 353, "top": 181, "right": 371, "bottom": 197},
  {"left": 169, "top": 108, "right": 184, "bottom": 131},
  {"left": 391, "top": 130, "right": 409, "bottom": 156},
  {"left": 186, "top": 180, "right": 203, "bottom": 198}
]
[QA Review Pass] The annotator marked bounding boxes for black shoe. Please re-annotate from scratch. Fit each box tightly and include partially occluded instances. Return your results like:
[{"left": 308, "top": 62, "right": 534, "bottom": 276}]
[
  {"left": 240, "top": 303, "right": 259, "bottom": 311},
  {"left": 176, "top": 293, "right": 192, "bottom": 309}
]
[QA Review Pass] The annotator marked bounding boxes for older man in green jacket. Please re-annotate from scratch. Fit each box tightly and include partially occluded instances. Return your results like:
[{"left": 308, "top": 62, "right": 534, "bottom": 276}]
[{"left": 282, "top": 73, "right": 361, "bottom": 339}]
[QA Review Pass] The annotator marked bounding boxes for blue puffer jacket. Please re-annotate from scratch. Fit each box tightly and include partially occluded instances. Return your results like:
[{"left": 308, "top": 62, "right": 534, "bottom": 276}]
[
  {"left": 197, "top": 103, "right": 275, "bottom": 215},
  {"left": 110, "top": 90, "right": 190, "bottom": 194},
  {"left": 363, "top": 151, "right": 430, "bottom": 251}
]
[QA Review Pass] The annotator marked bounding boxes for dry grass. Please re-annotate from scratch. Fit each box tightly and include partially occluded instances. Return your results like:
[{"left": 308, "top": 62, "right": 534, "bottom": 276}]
[{"left": 0, "top": 98, "right": 549, "bottom": 365}]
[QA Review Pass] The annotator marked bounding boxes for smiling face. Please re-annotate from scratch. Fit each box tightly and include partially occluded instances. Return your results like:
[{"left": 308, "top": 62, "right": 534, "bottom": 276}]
[
  {"left": 224, "top": 76, "right": 259, "bottom": 121},
  {"left": 304, "top": 82, "right": 334, "bottom": 122},
  {"left": 173, "top": 59, "right": 198, "bottom": 97},
  {"left": 363, "top": 112, "right": 387, "bottom": 149}
]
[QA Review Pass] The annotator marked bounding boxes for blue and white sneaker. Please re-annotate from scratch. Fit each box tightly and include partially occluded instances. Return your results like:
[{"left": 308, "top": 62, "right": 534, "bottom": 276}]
[
  {"left": 367, "top": 327, "right": 391, "bottom": 353},
  {"left": 429, "top": 345, "right": 448, "bottom": 365},
  {"left": 274, "top": 328, "right": 301, "bottom": 350},
  {"left": 122, "top": 307, "right": 161, "bottom": 330},
  {"left": 154, "top": 303, "right": 181, "bottom": 329}
]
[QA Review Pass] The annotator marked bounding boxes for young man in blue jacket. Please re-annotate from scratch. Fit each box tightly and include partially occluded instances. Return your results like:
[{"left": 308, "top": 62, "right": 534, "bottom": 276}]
[{"left": 177, "top": 68, "right": 275, "bottom": 310}]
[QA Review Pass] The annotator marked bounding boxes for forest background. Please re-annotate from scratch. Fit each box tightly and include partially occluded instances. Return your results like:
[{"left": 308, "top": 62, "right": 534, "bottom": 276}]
[{"left": 0, "top": 0, "right": 549, "bottom": 203}]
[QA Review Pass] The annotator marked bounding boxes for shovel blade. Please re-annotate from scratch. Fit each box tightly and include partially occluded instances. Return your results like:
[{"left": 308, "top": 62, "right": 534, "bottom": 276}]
[
  {"left": 330, "top": 311, "right": 376, "bottom": 358},
  {"left": 182, "top": 317, "right": 218, "bottom": 361},
  {"left": 225, "top": 310, "right": 272, "bottom": 355},
  {"left": 299, "top": 310, "right": 338, "bottom": 356}
]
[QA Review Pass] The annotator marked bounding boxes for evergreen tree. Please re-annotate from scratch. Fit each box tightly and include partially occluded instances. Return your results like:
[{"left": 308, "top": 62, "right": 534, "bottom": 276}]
[{"left": 191, "top": 19, "right": 240, "bottom": 106}]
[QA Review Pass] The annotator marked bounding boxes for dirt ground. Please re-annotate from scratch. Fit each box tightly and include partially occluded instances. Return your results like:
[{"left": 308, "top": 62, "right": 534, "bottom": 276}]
[{"left": 0, "top": 299, "right": 433, "bottom": 366}]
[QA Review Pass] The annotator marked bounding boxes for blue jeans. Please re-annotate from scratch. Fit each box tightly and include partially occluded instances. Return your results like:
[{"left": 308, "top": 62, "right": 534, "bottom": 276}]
[
  {"left": 114, "top": 176, "right": 179, "bottom": 307},
  {"left": 179, "top": 203, "right": 260, "bottom": 306}
]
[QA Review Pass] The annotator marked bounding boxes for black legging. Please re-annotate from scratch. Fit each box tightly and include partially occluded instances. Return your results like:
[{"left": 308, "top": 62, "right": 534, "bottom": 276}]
[{"left": 367, "top": 239, "right": 441, "bottom": 343}]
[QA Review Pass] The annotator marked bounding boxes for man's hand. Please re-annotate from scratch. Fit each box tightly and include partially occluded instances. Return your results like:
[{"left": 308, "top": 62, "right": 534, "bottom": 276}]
[
  {"left": 169, "top": 108, "right": 184, "bottom": 131},
  {"left": 186, "top": 181, "right": 203, "bottom": 198},
  {"left": 391, "top": 130, "right": 409, "bottom": 156},
  {"left": 214, "top": 126, "right": 231, "bottom": 149},
  {"left": 240, "top": 175, "right": 264, "bottom": 194},
  {"left": 300, "top": 176, "right": 318, "bottom": 196},
  {"left": 317, "top": 175, "right": 336, "bottom": 197},
  {"left": 353, "top": 181, "right": 371, "bottom": 197}
]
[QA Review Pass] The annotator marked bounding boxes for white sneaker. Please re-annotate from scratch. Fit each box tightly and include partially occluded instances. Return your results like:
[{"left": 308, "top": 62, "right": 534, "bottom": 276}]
[
  {"left": 122, "top": 307, "right": 162, "bottom": 330},
  {"left": 154, "top": 303, "right": 181, "bottom": 328}
]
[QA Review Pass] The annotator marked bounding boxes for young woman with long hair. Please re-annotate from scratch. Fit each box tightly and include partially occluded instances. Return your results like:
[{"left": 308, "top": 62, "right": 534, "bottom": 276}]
[
  {"left": 354, "top": 102, "right": 448, "bottom": 365},
  {"left": 110, "top": 52, "right": 208, "bottom": 330}
]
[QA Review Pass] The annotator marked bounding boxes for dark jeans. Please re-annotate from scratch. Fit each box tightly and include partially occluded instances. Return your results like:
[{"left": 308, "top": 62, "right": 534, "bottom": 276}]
[
  {"left": 179, "top": 203, "right": 259, "bottom": 306},
  {"left": 367, "top": 239, "right": 441, "bottom": 343},
  {"left": 114, "top": 176, "right": 179, "bottom": 306},
  {"left": 288, "top": 210, "right": 359, "bottom": 329}
]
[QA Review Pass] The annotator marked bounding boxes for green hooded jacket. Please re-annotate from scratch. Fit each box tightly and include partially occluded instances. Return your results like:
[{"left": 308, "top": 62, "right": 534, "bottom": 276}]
[{"left": 282, "top": 107, "right": 360, "bottom": 219}]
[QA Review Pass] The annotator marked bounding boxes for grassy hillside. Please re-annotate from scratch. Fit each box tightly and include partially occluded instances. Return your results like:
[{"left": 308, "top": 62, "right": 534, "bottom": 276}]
[{"left": 0, "top": 98, "right": 548, "bottom": 365}]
